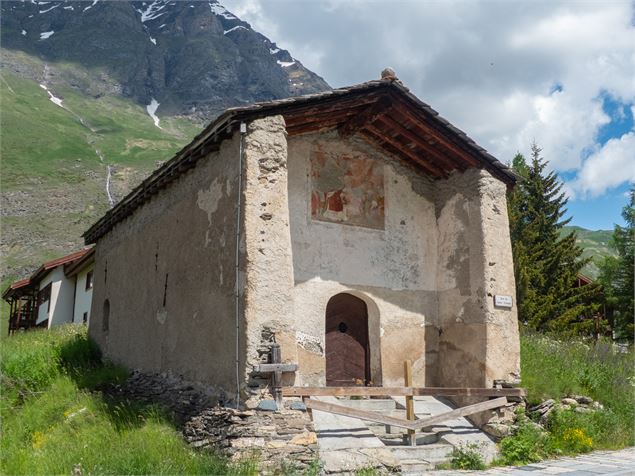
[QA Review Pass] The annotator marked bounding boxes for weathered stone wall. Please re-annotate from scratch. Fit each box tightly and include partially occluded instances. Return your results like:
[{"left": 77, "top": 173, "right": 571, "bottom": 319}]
[
  {"left": 280, "top": 131, "right": 440, "bottom": 387},
  {"left": 240, "top": 115, "right": 297, "bottom": 397},
  {"left": 89, "top": 134, "right": 242, "bottom": 401},
  {"left": 435, "top": 168, "right": 520, "bottom": 423}
]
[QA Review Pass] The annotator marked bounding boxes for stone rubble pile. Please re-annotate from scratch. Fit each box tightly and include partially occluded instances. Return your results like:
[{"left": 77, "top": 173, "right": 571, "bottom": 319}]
[
  {"left": 183, "top": 402, "right": 318, "bottom": 473},
  {"left": 103, "top": 370, "right": 318, "bottom": 472},
  {"left": 482, "top": 394, "right": 604, "bottom": 440},
  {"left": 102, "top": 370, "right": 220, "bottom": 424},
  {"left": 529, "top": 395, "right": 604, "bottom": 425}
]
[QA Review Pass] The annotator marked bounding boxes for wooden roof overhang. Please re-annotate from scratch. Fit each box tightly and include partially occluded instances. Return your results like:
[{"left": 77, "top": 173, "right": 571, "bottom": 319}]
[
  {"left": 64, "top": 247, "right": 95, "bottom": 278},
  {"left": 84, "top": 79, "right": 516, "bottom": 244},
  {"left": 2, "top": 278, "right": 35, "bottom": 301}
]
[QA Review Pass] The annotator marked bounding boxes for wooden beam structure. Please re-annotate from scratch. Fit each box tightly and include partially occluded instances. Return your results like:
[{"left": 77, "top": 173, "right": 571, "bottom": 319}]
[
  {"left": 306, "top": 396, "right": 508, "bottom": 431},
  {"left": 404, "top": 360, "right": 416, "bottom": 445},
  {"left": 282, "top": 386, "right": 526, "bottom": 397}
]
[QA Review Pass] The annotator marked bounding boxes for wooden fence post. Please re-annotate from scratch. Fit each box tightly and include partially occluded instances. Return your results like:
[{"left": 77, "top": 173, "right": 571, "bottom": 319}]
[
  {"left": 271, "top": 343, "right": 283, "bottom": 406},
  {"left": 404, "top": 360, "right": 416, "bottom": 446}
]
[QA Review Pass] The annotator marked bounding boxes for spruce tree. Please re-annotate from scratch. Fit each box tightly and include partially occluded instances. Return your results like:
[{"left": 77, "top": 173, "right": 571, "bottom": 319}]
[
  {"left": 598, "top": 188, "right": 634, "bottom": 340},
  {"left": 508, "top": 144, "right": 601, "bottom": 334}
]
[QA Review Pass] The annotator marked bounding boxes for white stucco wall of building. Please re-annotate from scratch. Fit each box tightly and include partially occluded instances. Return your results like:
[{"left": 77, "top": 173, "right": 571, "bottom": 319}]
[
  {"left": 286, "top": 133, "right": 440, "bottom": 387},
  {"left": 36, "top": 267, "right": 75, "bottom": 327},
  {"left": 73, "top": 265, "right": 94, "bottom": 324}
]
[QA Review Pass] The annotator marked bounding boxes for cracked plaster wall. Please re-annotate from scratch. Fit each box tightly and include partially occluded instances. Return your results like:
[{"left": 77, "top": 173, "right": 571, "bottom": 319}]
[
  {"left": 435, "top": 168, "right": 520, "bottom": 423},
  {"left": 89, "top": 134, "right": 241, "bottom": 401}
]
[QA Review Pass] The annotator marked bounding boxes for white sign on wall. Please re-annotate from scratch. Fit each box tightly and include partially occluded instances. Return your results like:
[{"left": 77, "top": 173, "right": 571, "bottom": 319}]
[{"left": 494, "top": 295, "right": 513, "bottom": 308}]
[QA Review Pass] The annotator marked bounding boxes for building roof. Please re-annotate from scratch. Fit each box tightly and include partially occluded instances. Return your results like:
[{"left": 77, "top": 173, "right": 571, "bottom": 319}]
[
  {"left": 64, "top": 247, "right": 95, "bottom": 277},
  {"left": 1, "top": 278, "right": 33, "bottom": 300},
  {"left": 2, "top": 247, "right": 94, "bottom": 301},
  {"left": 83, "top": 76, "right": 517, "bottom": 244}
]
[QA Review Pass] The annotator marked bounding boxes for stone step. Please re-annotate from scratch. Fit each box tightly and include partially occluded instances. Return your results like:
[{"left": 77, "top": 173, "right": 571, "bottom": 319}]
[
  {"left": 390, "top": 442, "right": 454, "bottom": 464},
  {"left": 335, "top": 397, "right": 397, "bottom": 412},
  {"left": 379, "top": 431, "right": 439, "bottom": 446},
  {"left": 400, "top": 458, "right": 435, "bottom": 474}
]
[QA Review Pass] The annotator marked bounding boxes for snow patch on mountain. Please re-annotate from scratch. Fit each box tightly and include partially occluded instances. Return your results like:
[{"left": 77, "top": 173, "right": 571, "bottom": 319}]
[
  {"left": 146, "top": 98, "right": 161, "bottom": 129},
  {"left": 39, "top": 83, "right": 63, "bottom": 108},
  {"left": 83, "top": 0, "right": 98, "bottom": 12},
  {"left": 39, "top": 3, "right": 60, "bottom": 14},
  {"left": 138, "top": 0, "right": 167, "bottom": 22},
  {"left": 209, "top": 1, "right": 236, "bottom": 20},
  {"left": 224, "top": 25, "right": 246, "bottom": 35}
]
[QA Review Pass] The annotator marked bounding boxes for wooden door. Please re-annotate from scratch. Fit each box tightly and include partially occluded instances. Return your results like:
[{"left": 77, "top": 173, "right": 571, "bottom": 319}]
[{"left": 325, "top": 293, "right": 370, "bottom": 386}]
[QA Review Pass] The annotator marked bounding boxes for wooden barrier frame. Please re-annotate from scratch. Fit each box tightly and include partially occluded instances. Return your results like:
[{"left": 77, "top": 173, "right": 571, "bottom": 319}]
[
  {"left": 306, "top": 396, "right": 509, "bottom": 432},
  {"left": 282, "top": 386, "right": 526, "bottom": 397}
]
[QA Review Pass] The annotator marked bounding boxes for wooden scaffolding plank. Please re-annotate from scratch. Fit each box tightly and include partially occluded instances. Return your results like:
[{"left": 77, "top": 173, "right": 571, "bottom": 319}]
[
  {"left": 306, "top": 397, "right": 508, "bottom": 431},
  {"left": 410, "top": 397, "right": 508, "bottom": 431},
  {"left": 282, "top": 386, "right": 526, "bottom": 397},
  {"left": 306, "top": 399, "right": 416, "bottom": 430}
]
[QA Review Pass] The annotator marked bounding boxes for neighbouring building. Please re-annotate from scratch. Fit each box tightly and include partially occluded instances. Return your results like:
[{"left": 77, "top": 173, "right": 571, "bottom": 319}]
[
  {"left": 83, "top": 72, "right": 521, "bottom": 404},
  {"left": 4, "top": 248, "right": 95, "bottom": 334}
]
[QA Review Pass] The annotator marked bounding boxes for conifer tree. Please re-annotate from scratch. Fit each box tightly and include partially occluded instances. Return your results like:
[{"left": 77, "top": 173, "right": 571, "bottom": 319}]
[
  {"left": 598, "top": 188, "right": 634, "bottom": 340},
  {"left": 508, "top": 144, "right": 601, "bottom": 334}
]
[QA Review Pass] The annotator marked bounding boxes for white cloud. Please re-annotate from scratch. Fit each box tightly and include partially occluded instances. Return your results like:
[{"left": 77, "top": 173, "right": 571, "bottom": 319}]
[
  {"left": 569, "top": 132, "right": 635, "bottom": 199},
  {"left": 224, "top": 0, "right": 634, "bottom": 197}
]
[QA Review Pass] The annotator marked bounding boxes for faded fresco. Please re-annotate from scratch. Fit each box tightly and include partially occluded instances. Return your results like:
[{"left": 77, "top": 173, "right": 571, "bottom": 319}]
[{"left": 310, "top": 148, "right": 385, "bottom": 229}]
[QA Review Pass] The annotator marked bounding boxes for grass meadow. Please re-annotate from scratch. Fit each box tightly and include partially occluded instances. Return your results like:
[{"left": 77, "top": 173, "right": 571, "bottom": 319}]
[{"left": 0, "top": 325, "right": 255, "bottom": 475}]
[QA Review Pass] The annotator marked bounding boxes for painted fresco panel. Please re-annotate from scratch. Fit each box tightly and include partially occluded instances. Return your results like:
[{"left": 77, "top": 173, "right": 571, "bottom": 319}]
[{"left": 310, "top": 147, "right": 385, "bottom": 229}]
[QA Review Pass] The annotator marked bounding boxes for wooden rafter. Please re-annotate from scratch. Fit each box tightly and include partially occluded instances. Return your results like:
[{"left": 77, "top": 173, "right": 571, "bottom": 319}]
[
  {"left": 389, "top": 96, "right": 481, "bottom": 167},
  {"left": 338, "top": 95, "right": 392, "bottom": 137},
  {"left": 373, "top": 114, "right": 467, "bottom": 172},
  {"left": 363, "top": 124, "right": 447, "bottom": 178}
]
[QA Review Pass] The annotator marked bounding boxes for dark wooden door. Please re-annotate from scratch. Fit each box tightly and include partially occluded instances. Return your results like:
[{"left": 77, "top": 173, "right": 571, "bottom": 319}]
[{"left": 325, "top": 293, "right": 370, "bottom": 386}]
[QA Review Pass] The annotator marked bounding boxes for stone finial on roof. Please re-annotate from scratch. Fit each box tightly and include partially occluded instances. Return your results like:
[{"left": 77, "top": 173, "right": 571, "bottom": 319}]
[{"left": 381, "top": 67, "right": 397, "bottom": 80}]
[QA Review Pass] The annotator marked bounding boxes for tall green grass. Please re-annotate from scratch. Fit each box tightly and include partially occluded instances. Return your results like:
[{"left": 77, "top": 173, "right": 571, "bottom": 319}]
[
  {"left": 0, "top": 325, "right": 255, "bottom": 475},
  {"left": 497, "top": 332, "right": 634, "bottom": 465}
]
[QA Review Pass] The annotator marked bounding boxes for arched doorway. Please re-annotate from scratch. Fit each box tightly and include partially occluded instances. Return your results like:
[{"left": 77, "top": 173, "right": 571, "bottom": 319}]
[{"left": 325, "top": 293, "right": 370, "bottom": 386}]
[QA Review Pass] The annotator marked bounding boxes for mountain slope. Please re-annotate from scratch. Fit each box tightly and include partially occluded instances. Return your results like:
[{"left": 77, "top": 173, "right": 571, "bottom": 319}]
[
  {"left": 0, "top": 0, "right": 330, "bottom": 284},
  {"left": 562, "top": 226, "right": 616, "bottom": 279}
]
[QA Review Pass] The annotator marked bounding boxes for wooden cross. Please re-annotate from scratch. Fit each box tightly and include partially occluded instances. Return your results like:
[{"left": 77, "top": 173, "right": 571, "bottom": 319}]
[{"left": 253, "top": 343, "right": 298, "bottom": 406}]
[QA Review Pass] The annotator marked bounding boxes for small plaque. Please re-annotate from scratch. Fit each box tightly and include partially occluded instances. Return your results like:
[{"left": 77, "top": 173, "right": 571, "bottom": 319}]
[{"left": 494, "top": 295, "right": 513, "bottom": 308}]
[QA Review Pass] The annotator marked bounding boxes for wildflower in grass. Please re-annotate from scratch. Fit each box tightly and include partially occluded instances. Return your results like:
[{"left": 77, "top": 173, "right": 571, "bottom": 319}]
[
  {"left": 32, "top": 431, "right": 46, "bottom": 449},
  {"left": 562, "top": 427, "right": 593, "bottom": 452}
]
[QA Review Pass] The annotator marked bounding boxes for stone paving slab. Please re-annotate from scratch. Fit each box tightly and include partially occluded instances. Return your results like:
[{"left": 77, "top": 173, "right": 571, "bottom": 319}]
[
  {"left": 394, "top": 395, "right": 499, "bottom": 463},
  {"left": 311, "top": 396, "right": 384, "bottom": 450},
  {"left": 421, "top": 447, "right": 634, "bottom": 475}
]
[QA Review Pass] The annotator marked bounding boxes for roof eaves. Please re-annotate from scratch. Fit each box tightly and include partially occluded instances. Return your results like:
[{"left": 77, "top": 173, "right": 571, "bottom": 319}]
[{"left": 387, "top": 81, "right": 516, "bottom": 184}]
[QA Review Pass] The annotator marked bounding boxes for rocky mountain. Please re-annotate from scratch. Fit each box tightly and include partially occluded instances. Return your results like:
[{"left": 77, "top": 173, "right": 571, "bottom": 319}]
[
  {"left": 1, "top": 0, "right": 329, "bottom": 119},
  {"left": 0, "top": 0, "right": 330, "bottom": 286}
]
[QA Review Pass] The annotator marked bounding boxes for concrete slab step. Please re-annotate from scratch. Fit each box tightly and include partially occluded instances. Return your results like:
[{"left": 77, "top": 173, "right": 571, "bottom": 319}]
[
  {"left": 390, "top": 442, "right": 455, "bottom": 464},
  {"left": 320, "top": 448, "right": 400, "bottom": 473},
  {"left": 400, "top": 458, "right": 435, "bottom": 474},
  {"left": 334, "top": 397, "right": 397, "bottom": 412},
  {"left": 379, "top": 431, "right": 439, "bottom": 446}
]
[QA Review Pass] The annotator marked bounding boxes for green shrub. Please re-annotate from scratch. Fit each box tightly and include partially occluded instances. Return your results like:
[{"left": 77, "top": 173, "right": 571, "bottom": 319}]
[
  {"left": 448, "top": 444, "right": 486, "bottom": 470},
  {"left": 498, "top": 422, "right": 550, "bottom": 466}
]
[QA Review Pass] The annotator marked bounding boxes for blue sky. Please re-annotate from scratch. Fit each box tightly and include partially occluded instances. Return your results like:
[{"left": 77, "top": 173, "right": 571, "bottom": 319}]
[
  {"left": 560, "top": 94, "right": 633, "bottom": 229},
  {"left": 226, "top": 0, "right": 635, "bottom": 230}
]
